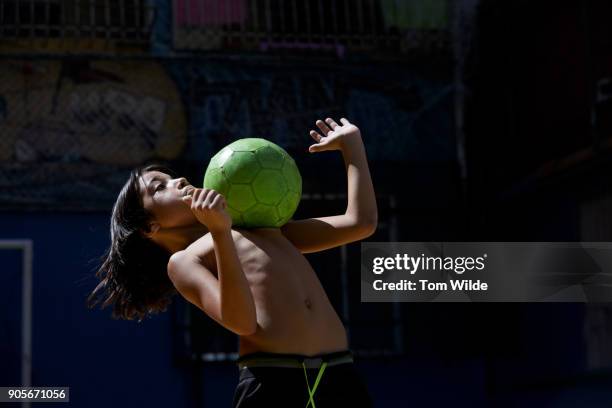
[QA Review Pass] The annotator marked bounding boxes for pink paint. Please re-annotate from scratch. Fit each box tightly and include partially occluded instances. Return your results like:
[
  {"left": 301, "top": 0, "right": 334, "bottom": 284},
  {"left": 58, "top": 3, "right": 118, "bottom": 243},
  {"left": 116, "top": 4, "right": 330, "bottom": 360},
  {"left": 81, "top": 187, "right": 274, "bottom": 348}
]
[{"left": 175, "top": 0, "right": 247, "bottom": 27}]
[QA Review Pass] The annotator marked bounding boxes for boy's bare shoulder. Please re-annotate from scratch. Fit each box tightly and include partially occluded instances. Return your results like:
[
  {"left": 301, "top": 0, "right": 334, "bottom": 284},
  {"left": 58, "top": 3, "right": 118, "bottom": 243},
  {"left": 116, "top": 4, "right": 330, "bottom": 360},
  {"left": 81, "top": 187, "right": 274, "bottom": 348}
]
[{"left": 170, "top": 233, "right": 216, "bottom": 272}]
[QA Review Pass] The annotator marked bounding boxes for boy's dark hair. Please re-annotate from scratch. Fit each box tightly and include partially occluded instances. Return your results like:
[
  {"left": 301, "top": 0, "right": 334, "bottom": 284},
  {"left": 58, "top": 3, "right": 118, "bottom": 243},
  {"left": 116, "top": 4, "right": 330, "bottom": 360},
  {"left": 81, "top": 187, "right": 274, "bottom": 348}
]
[{"left": 87, "top": 164, "right": 178, "bottom": 322}]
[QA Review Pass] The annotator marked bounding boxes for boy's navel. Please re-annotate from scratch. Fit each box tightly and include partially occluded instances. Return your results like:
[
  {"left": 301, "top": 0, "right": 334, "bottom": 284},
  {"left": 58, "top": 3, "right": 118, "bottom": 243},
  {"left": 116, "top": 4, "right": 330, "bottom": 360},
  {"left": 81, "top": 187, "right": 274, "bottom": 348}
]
[{"left": 304, "top": 297, "right": 312, "bottom": 309}]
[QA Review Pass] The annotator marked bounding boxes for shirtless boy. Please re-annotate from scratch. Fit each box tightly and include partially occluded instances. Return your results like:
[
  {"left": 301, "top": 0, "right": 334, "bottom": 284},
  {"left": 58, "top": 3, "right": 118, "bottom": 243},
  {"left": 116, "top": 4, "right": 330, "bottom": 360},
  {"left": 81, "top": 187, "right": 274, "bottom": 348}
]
[{"left": 89, "top": 117, "right": 377, "bottom": 407}]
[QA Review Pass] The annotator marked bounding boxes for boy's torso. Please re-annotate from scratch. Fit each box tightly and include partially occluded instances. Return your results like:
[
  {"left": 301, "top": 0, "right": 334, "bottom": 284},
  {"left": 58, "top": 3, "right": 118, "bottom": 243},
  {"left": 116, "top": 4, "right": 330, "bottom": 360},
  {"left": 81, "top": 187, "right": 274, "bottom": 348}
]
[{"left": 196, "top": 227, "right": 348, "bottom": 357}]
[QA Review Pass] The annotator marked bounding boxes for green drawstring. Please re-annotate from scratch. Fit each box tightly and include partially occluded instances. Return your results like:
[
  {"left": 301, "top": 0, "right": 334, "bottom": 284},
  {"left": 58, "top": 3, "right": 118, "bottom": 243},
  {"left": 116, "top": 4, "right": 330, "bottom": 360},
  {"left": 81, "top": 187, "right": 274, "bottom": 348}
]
[{"left": 302, "top": 361, "right": 328, "bottom": 408}]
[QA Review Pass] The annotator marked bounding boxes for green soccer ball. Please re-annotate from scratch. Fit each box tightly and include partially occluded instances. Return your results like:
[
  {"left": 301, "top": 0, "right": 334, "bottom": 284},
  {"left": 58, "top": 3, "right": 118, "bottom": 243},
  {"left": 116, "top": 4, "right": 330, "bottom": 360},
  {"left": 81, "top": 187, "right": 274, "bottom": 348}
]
[{"left": 203, "top": 138, "right": 302, "bottom": 228}]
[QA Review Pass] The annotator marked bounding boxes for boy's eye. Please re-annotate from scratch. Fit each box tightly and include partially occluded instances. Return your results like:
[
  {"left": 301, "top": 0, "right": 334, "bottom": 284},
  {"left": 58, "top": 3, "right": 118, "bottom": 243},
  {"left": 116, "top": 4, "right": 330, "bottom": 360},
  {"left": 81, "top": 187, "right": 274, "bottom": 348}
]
[{"left": 155, "top": 183, "right": 165, "bottom": 192}]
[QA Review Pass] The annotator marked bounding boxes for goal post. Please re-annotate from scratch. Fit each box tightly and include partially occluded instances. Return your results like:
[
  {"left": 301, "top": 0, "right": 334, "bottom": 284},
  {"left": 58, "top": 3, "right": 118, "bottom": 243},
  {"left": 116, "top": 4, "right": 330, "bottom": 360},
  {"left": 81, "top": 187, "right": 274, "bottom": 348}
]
[{"left": 0, "top": 239, "right": 33, "bottom": 408}]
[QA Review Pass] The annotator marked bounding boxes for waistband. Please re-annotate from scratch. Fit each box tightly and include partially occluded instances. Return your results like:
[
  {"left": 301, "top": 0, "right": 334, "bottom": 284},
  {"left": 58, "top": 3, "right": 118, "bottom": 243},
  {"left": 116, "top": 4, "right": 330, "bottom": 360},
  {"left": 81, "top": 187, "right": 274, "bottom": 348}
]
[{"left": 236, "top": 350, "right": 354, "bottom": 370}]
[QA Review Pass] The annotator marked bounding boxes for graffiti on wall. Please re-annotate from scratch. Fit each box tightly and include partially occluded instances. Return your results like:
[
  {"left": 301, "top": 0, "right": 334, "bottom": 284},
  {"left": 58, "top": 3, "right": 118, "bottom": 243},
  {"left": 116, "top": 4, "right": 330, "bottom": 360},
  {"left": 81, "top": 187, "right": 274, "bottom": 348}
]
[
  {"left": 0, "top": 60, "right": 187, "bottom": 209},
  {"left": 0, "top": 58, "right": 453, "bottom": 210},
  {"left": 166, "top": 61, "right": 454, "bottom": 164}
]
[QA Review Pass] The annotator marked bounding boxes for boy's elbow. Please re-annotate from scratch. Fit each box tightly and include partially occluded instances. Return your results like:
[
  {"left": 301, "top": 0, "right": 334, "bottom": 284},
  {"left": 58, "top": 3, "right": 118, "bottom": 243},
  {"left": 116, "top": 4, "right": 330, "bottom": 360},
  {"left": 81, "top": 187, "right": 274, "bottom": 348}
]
[
  {"left": 357, "top": 215, "right": 378, "bottom": 238},
  {"left": 238, "top": 327, "right": 257, "bottom": 336},
  {"left": 228, "top": 320, "right": 257, "bottom": 336}
]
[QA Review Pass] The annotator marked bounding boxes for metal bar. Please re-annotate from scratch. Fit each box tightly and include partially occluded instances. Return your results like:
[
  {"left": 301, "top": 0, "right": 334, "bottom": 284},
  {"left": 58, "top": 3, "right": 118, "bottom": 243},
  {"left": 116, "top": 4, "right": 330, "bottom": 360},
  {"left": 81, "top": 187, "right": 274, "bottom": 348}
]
[
  {"left": 105, "top": 0, "right": 110, "bottom": 42},
  {"left": 354, "top": 349, "right": 402, "bottom": 358},
  {"left": 199, "top": 352, "right": 239, "bottom": 362},
  {"left": 181, "top": 0, "right": 187, "bottom": 30},
  {"left": 29, "top": 0, "right": 34, "bottom": 38},
  {"left": 45, "top": 0, "right": 50, "bottom": 37},
  {"left": 75, "top": 0, "right": 80, "bottom": 36},
  {"left": 199, "top": 349, "right": 401, "bottom": 362},
  {"left": 368, "top": 0, "right": 374, "bottom": 36},
  {"left": 251, "top": 0, "right": 258, "bottom": 33},
  {"left": 119, "top": 0, "right": 125, "bottom": 39},
  {"left": 452, "top": 0, "right": 467, "bottom": 181},
  {"left": 279, "top": 0, "right": 284, "bottom": 34},
  {"left": 344, "top": 0, "right": 350, "bottom": 37},
  {"left": 451, "top": 0, "right": 469, "bottom": 226},
  {"left": 61, "top": 0, "right": 67, "bottom": 37},
  {"left": 291, "top": 0, "right": 297, "bottom": 39},
  {"left": 212, "top": 0, "right": 217, "bottom": 27},
  {"left": 90, "top": 0, "right": 95, "bottom": 37},
  {"left": 15, "top": 0, "right": 19, "bottom": 37},
  {"left": 356, "top": 0, "right": 363, "bottom": 35},
  {"left": 0, "top": 240, "right": 33, "bottom": 408},
  {"left": 133, "top": 0, "right": 139, "bottom": 38},
  {"left": 265, "top": 0, "right": 271, "bottom": 36},
  {"left": 581, "top": 1, "right": 598, "bottom": 150},
  {"left": 196, "top": 0, "right": 203, "bottom": 27},
  {"left": 239, "top": 0, "right": 246, "bottom": 38},
  {"left": 22, "top": 241, "right": 33, "bottom": 395},
  {"left": 331, "top": 0, "right": 338, "bottom": 36},
  {"left": 340, "top": 244, "right": 350, "bottom": 339},
  {"left": 304, "top": 0, "right": 311, "bottom": 42},
  {"left": 185, "top": 300, "right": 192, "bottom": 352},
  {"left": 146, "top": 0, "right": 153, "bottom": 38},
  {"left": 317, "top": 0, "right": 324, "bottom": 39},
  {"left": 388, "top": 196, "right": 404, "bottom": 354},
  {"left": 0, "top": 240, "right": 35, "bottom": 249},
  {"left": 300, "top": 193, "right": 347, "bottom": 200}
]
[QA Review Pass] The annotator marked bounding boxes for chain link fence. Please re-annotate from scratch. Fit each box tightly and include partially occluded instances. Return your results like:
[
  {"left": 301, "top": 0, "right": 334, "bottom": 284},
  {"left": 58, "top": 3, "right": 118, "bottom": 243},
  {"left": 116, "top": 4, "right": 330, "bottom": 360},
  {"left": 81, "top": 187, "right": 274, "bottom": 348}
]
[{"left": 0, "top": 0, "right": 458, "bottom": 211}]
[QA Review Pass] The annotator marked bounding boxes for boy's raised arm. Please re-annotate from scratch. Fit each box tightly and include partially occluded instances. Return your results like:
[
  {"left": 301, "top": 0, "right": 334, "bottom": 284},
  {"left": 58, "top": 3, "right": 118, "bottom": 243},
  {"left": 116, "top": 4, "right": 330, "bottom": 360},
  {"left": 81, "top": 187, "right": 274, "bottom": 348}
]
[
  {"left": 168, "top": 189, "right": 257, "bottom": 336},
  {"left": 281, "top": 118, "right": 378, "bottom": 253}
]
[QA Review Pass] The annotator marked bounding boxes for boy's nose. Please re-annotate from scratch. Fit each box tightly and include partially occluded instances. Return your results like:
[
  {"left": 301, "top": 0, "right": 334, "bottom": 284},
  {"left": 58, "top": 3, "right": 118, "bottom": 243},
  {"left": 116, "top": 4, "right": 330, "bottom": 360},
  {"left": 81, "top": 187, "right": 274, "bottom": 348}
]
[{"left": 172, "top": 177, "right": 189, "bottom": 189}]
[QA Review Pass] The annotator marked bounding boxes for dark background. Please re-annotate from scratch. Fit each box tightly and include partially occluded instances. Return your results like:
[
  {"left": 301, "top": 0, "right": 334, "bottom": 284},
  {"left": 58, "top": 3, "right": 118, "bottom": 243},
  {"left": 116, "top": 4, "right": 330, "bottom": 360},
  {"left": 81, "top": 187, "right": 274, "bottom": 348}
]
[{"left": 1, "top": 0, "right": 612, "bottom": 406}]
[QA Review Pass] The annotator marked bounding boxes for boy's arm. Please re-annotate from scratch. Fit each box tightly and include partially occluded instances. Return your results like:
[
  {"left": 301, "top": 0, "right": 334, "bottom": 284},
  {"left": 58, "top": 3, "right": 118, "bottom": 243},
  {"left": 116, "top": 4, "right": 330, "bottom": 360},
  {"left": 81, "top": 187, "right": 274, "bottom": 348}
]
[
  {"left": 281, "top": 118, "right": 378, "bottom": 253},
  {"left": 168, "top": 189, "right": 257, "bottom": 336}
]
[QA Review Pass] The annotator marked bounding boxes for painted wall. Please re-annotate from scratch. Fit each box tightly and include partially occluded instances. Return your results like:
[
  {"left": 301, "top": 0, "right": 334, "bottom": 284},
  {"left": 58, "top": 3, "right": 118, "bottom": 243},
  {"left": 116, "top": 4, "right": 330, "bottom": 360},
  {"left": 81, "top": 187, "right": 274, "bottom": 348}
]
[{"left": 0, "top": 57, "right": 454, "bottom": 211}]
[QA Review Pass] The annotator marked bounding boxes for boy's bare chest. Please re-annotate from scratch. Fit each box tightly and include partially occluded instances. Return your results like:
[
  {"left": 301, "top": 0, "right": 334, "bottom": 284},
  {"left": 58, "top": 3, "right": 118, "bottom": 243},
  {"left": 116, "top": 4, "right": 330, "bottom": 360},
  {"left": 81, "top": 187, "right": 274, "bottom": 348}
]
[
  {"left": 201, "top": 231, "right": 321, "bottom": 309},
  {"left": 200, "top": 229, "right": 308, "bottom": 277}
]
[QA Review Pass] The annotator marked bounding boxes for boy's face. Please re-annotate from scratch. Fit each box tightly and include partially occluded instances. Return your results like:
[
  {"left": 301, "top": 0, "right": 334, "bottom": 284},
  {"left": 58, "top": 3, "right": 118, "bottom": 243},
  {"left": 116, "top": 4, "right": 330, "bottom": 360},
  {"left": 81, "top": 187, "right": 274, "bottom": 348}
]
[{"left": 139, "top": 170, "right": 197, "bottom": 230}]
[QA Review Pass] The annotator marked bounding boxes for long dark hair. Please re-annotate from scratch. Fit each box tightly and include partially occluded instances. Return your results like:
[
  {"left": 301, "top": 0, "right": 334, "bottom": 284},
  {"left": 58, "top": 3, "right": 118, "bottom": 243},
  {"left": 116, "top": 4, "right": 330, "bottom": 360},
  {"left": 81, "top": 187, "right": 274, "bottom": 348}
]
[{"left": 87, "top": 164, "right": 178, "bottom": 321}]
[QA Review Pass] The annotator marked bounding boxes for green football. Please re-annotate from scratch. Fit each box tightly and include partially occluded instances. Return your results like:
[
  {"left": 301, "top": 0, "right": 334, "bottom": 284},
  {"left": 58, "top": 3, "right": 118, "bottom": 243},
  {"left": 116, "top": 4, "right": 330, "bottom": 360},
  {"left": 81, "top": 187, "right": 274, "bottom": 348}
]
[{"left": 203, "top": 138, "right": 302, "bottom": 228}]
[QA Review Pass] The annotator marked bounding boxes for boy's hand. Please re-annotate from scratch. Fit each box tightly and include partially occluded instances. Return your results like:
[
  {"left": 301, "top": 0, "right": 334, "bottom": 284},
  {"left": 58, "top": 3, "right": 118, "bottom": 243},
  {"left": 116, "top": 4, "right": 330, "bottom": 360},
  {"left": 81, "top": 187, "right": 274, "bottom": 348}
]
[
  {"left": 182, "top": 188, "right": 232, "bottom": 234},
  {"left": 308, "top": 117, "right": 361, "bottom": 153}
]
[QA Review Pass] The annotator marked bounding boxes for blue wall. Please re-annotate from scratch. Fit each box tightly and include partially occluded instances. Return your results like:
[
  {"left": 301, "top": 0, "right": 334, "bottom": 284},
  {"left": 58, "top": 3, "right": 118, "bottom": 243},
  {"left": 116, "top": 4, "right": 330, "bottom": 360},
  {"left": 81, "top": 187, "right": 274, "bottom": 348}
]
[
  {"left": 0, "top": 213, "right": 190, "bottom": 407},
  {"left": 1, "top": 213, "right": 610, "bottom": 407}
]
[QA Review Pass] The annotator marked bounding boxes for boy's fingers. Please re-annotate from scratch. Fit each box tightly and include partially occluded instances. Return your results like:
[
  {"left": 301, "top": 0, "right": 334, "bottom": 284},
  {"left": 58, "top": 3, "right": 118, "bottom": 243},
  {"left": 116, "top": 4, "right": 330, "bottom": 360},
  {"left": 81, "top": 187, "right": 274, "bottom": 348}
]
[
  {"left": 309, "top": 143, "right": 327, "bottom": 153},
  {"left": 309, "top": 130, "right": 322, "bottom": 142},
  {"left": 217, "top": 194, "right": 227, "bottom": 209},
  {"left": 203, "top": 190, "right": 218, "bottom": 207},
  {"left": 196, "top": 189, "right": 210, "bottom": 207},
  {"left": 205, "top": 189, "right": 216, "bottom": 205},
  {"left": 315, "top": 120, "right": 332, "bottom": 136},
  {"left": 340, "top": 118, "right": 350, "bottom": 125},
  {"left": 325, "top": 117, "right": 339, "bottom": 130},
  {"left": 210, "top": 194, "right": 224, "bottom": 209},
  {"left": 190, "top": 189, "right": 201, "bottom": 207}
]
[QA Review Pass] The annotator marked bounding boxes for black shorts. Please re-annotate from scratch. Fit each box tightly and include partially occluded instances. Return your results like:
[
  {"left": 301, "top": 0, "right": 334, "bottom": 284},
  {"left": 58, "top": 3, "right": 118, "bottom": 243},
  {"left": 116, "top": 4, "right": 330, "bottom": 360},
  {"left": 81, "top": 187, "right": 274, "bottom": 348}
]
[{"left": 232, "top": 350, "right": 373, "bottom": 407}]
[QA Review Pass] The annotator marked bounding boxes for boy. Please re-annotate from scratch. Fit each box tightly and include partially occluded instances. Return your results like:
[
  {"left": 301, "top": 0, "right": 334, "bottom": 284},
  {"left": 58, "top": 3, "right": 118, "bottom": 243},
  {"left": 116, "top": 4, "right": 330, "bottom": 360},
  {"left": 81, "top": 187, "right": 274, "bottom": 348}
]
[{"left": 88, "top": 117, "right": 377, "bottom": 407}]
